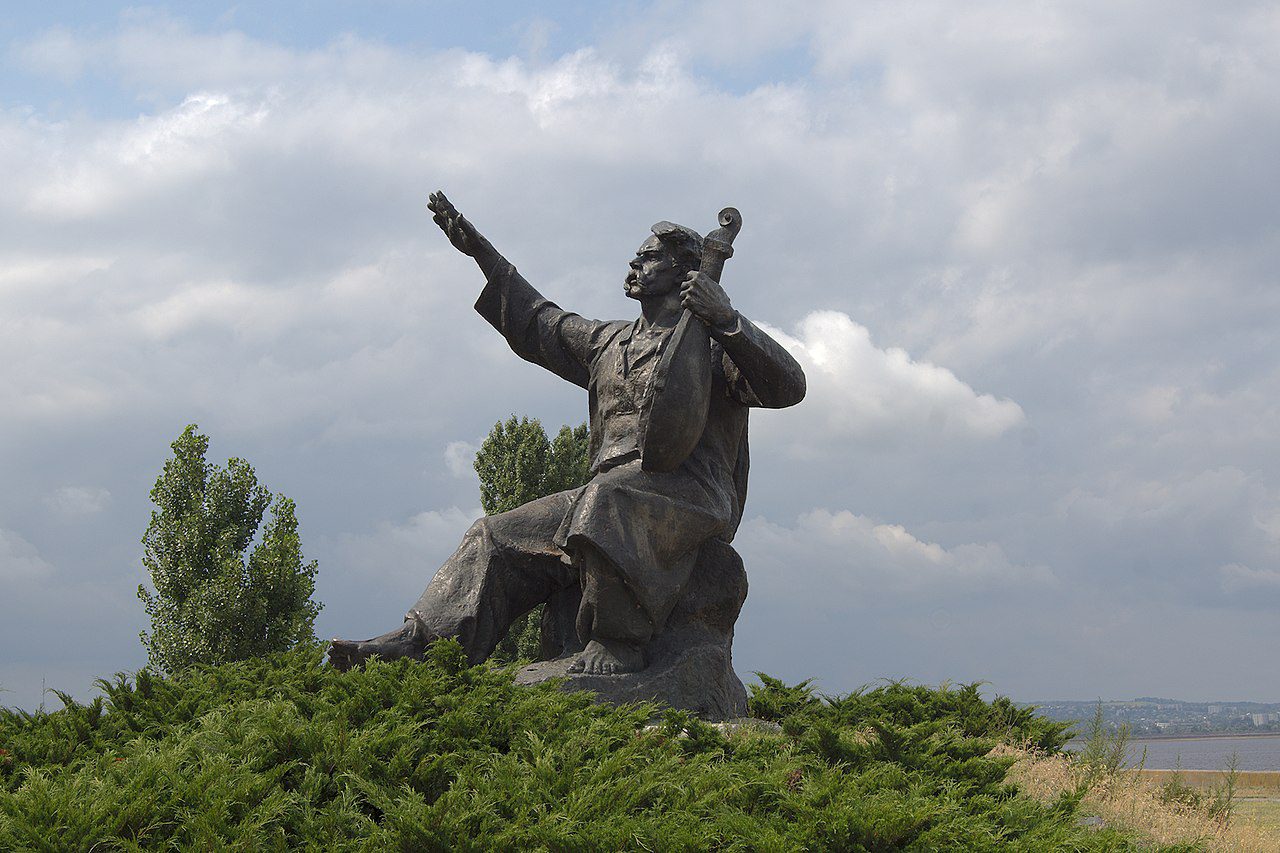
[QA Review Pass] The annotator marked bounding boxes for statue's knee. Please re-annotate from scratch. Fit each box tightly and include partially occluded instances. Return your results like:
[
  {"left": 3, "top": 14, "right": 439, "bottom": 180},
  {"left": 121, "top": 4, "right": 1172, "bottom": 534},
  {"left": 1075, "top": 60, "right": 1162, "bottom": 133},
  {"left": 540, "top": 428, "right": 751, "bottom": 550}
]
[{"left": 463, "top": 516, "right": 491, "bottom": 541}]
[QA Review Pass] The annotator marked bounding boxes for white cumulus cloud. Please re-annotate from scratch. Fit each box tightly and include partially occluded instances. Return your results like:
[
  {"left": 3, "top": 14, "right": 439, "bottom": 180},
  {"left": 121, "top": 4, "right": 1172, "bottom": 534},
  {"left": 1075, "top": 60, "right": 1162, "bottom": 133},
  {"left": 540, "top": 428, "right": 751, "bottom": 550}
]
[
  {"left": 444, "top": 441, "right": 481, "bottom": 479},
  {"left": 44, "top": 486, "right": 111, "bottom": 516},
  {"left": 1219, "top": 563, "right": 1280, "bottom": 594},
  {"left": 737, "top": 508, "right": 1053, "bottom": 596},
  {"left": 335, "top": 507, "right": 482, "bottom": 588},
  {"left": 762, "top": 310, "right": 1025, "bottom": 447},
  {"left": 0, "top": 529, "right": 54, "bottom": 581}
]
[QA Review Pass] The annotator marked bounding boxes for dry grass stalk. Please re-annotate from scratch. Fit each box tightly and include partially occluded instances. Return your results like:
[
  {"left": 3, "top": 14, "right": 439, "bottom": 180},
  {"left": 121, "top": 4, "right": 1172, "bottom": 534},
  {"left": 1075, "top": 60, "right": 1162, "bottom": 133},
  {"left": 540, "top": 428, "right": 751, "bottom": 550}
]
[{"left": 992, "top": 744, "right": 1280, "bottom": 852}]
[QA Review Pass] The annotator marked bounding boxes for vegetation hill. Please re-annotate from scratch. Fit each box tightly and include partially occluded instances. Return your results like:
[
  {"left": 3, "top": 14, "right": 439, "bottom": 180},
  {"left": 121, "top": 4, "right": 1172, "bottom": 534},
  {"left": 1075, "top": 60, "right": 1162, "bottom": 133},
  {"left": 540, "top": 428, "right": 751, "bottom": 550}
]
[{"left": 2, "top": 644, "right": 1158, "bottom": 850}]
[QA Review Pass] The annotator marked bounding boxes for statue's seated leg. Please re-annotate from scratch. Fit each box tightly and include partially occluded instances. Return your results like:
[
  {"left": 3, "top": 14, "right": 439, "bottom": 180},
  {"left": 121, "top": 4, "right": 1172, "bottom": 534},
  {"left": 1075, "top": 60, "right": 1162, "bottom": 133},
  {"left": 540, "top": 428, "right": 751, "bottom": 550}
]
[
  {"left": 662, "top": 538, "right": 748, "bottom": 647},
  {"left": 513, "top": 538, "right": 750, "bottom": 719},
  {"left": 553, "top": 462, "right": 712, "bottom": 676},
  {"left": 328, "top": 491, "right": 579, "bottom": 669},
  {"left": 566, "top": 541, "right": 653, "bottom": 676}
]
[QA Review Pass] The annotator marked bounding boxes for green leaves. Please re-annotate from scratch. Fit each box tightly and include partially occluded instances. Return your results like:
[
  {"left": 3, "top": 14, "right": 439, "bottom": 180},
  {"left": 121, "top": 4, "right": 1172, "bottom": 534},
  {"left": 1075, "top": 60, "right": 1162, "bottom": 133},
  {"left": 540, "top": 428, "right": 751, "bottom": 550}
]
[
  {"left": 137, "top": 425, "right": 322, "bottom": 674},
  {"left": 474, "top": 416, "right": 590, "bottom": 516},
  {"left": 546, "top": 421, "right": 591, "bottom": 497}
]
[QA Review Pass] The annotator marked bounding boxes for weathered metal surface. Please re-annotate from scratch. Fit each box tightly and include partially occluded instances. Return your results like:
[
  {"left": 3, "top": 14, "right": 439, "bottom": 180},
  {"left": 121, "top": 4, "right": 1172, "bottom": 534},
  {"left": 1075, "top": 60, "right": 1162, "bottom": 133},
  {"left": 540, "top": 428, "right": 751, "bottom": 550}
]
[
  {"left": 639, "top": 208, "right": 742, "bottom": 473},
  {"left": 332, "top": 193, "right": 806, "bottom": 717}
]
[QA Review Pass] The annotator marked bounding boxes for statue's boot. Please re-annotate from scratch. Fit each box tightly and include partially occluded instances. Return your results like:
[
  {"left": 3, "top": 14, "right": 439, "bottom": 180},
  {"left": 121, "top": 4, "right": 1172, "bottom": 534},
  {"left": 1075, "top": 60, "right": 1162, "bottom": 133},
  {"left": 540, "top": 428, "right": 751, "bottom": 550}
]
[{"left": 327, "top": 613, "right": 437, "bottom": 671}]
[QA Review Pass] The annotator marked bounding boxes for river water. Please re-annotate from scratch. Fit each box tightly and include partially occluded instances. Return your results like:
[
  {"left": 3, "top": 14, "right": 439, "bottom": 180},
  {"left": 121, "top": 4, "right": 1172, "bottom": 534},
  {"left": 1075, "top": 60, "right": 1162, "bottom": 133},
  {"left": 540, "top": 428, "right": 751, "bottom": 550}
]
[{"left": 1067, "top": 734, "right": 1280, "bottom": 771}]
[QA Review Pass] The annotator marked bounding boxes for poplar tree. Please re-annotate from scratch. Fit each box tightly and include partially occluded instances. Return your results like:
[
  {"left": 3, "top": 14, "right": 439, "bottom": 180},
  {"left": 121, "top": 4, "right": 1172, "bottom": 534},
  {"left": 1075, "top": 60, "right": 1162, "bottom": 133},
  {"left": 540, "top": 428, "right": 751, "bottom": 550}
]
[{"left": 138, "top": 425, "right": 321, "bottom": 673}]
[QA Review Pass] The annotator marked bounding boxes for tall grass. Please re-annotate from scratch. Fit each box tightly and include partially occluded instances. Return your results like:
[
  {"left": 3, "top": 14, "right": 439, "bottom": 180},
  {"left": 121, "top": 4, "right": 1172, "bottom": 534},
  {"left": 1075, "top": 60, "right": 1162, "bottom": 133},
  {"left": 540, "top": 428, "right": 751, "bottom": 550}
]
[
  {"left": 1001, "top": 707, "right": 1267, "bottom": 850},
  {"left": 2, "top": 647, "right": 1157, "bottom": 850},
  {"left": 1001, "top": 744, "right": 1276, "bottom": 852},
  {"left": 1076, "top": 701, "right": 1136, "bottom": 783}
]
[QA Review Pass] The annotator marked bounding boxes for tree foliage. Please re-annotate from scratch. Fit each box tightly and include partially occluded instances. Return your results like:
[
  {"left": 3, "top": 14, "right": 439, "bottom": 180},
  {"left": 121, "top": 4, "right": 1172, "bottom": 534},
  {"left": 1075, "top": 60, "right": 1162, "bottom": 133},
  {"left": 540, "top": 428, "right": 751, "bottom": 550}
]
[
  {"left": 474, "top": 417, "right": 590, "bottom": 661},
  {"left": 474, "top": 416, "right": 590, "bottom": 516},
  {"left": 137, "top": 425, "right": 321, "bottom": 673}
]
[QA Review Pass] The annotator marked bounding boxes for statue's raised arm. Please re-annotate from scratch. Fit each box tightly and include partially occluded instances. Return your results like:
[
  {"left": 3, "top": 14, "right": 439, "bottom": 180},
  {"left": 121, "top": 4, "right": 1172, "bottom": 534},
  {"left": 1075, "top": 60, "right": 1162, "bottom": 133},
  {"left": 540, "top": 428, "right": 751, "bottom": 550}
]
[
  {"left": 428, "top": 190, "right": 601, "bottom": 390},
  {"left": 428, "top": 190, "right": 501, "bottom": 274}
]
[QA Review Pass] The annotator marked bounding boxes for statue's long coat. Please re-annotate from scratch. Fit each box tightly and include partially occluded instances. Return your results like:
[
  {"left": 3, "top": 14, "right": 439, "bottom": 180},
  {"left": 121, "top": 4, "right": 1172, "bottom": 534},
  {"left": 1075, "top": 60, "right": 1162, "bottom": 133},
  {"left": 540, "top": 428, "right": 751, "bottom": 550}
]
[{"left": 475, "top": 259, "right": 806, "bottom": 631}]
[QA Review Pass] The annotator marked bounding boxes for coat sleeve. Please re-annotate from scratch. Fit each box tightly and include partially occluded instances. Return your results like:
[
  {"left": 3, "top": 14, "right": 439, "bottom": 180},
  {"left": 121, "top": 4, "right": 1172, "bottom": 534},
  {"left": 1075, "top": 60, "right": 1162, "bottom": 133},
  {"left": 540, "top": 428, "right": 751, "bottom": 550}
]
[
  {"left": 473, "top": 258, "right": 604, "bottom": 390},
  {"left": 711, "top": 311, "right": 807, "bottom": 409}
]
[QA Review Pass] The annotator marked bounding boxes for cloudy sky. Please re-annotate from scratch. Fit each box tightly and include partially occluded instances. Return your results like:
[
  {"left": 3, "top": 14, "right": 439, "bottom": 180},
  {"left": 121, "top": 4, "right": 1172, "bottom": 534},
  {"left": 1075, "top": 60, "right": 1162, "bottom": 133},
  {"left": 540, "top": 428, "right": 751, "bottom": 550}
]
[{"left": 3, "top": 1, "right": 1279, "bottom": 711}]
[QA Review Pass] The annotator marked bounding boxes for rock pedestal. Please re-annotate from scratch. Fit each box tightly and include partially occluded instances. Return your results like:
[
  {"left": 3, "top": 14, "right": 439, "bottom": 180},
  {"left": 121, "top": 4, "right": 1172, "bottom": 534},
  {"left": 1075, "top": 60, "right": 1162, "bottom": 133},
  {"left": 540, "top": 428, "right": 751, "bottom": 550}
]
[{"left": 514, "top": 539, "right": 749, "bottom": 721}]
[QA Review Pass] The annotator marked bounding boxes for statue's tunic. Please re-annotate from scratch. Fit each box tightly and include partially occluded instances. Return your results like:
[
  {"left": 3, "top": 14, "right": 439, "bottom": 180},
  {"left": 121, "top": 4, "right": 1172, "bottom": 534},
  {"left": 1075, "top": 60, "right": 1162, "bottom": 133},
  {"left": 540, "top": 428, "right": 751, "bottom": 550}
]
[{"left": 474, "top": 260, "right": 806, "bottom": 632}]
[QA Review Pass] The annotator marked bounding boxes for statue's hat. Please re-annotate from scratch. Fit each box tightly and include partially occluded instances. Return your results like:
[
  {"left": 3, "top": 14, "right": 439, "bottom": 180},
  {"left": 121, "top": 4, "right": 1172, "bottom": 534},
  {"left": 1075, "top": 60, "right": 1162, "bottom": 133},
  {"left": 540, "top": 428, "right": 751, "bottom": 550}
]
[{"left": 650, "top": 221, "right": 703, "bottom": 263}]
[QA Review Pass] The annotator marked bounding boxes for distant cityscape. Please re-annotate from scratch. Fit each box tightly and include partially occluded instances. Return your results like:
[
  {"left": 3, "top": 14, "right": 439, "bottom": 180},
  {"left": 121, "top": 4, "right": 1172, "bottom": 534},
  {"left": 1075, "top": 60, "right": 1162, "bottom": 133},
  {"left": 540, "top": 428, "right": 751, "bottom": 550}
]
[{"left": 1028, "top": 698, "right": 1280, "bottom": 737}]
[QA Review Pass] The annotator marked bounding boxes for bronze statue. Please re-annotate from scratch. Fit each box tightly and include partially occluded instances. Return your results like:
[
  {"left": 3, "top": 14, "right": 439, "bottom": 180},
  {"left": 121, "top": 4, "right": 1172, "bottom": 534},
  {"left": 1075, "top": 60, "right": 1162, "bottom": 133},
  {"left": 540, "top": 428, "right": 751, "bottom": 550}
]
[{"left": 329, "top": 192, "right": 804, "bottom": 711}]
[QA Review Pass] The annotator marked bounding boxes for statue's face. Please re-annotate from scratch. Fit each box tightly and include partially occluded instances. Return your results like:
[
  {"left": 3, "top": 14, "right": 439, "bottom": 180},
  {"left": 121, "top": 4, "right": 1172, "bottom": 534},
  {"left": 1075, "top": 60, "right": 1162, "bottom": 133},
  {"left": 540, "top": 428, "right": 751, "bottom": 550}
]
[{"left": 625, "top": 235, "right": 681, "bottom": 301}]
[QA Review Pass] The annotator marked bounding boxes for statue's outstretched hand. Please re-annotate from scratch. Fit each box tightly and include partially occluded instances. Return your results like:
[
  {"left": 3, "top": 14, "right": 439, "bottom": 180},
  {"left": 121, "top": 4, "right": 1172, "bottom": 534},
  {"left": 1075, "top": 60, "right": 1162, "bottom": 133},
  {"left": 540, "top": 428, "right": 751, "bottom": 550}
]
[{"left": 428, "top": 190, "right": 491, "bottom": 260}]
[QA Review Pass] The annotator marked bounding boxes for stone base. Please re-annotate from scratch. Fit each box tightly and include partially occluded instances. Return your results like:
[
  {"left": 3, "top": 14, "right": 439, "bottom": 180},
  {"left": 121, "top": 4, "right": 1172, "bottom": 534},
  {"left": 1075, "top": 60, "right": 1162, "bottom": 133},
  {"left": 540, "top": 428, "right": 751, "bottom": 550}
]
[{"left": 513, "top": 642, "right": 747, "bottom": 721}]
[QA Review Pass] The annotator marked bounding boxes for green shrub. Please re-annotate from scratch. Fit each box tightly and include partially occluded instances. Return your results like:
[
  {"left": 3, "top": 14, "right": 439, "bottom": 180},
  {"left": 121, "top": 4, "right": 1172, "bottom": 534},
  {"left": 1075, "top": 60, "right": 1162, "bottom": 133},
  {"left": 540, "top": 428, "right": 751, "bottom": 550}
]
[
  {"left": 750, "top": 676, "right": 1074, "bottom": 752},
  {"left": 0, "top": 652, "right": 1151, "bottom": 850}
]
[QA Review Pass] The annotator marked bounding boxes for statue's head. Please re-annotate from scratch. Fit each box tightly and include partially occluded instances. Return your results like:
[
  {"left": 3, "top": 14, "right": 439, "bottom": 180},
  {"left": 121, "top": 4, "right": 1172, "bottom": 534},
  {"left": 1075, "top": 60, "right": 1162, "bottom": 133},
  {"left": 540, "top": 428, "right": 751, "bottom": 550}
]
[{"left": 624, "top": 221, "right": 702, "bottom": 301}]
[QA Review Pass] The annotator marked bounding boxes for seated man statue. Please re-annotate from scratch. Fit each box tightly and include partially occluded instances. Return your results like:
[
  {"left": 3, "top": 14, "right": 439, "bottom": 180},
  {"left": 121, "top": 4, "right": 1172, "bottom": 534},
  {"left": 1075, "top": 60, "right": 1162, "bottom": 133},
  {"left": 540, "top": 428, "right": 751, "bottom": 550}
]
[{"left": 328, "top": 191, "right": 805, "bottom": 677}]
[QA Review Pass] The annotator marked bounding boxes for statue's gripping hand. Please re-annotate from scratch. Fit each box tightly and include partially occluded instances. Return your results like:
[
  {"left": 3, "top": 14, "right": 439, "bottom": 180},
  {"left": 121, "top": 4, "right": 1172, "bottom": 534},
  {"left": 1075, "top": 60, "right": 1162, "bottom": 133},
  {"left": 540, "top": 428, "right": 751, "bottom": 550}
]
[
  {"left": 428, "top": 190, "right": 495, "bottom": 264},
  {"left": 681, "top": 271, "right": 736, "bottom": 329}
]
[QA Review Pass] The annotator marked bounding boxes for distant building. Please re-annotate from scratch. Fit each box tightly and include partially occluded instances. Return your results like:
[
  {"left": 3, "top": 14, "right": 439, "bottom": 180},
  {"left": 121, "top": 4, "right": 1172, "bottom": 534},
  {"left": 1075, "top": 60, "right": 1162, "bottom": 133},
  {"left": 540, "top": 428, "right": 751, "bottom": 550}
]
[
  {"left": 1208, "top": 705, "right": 1222, "bottom": 715},
  {"left": 1252, "top": 713, "right": 1269, "bottom": 727}
]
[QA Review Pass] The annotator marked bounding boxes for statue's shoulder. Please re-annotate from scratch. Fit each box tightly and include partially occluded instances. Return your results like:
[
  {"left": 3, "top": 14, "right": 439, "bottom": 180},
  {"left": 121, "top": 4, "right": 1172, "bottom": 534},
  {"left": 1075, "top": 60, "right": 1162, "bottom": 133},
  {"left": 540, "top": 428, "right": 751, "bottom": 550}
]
[
  {"left": 567, "top": 319, "right": 631, "bottom": 367},
  {"left": 592, "top": 319, "right": 633, "bottom": 343}
]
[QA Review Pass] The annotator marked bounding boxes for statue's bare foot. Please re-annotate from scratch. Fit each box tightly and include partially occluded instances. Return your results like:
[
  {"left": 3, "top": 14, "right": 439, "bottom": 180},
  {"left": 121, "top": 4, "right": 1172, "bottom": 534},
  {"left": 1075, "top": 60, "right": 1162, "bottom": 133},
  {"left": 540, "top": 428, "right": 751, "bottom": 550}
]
[
  {"left": 327, "top": 615, "right": 436, "bottom": 671},
  {"left": 567, "top": 639, "right": 644, "bottom": 675}
]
